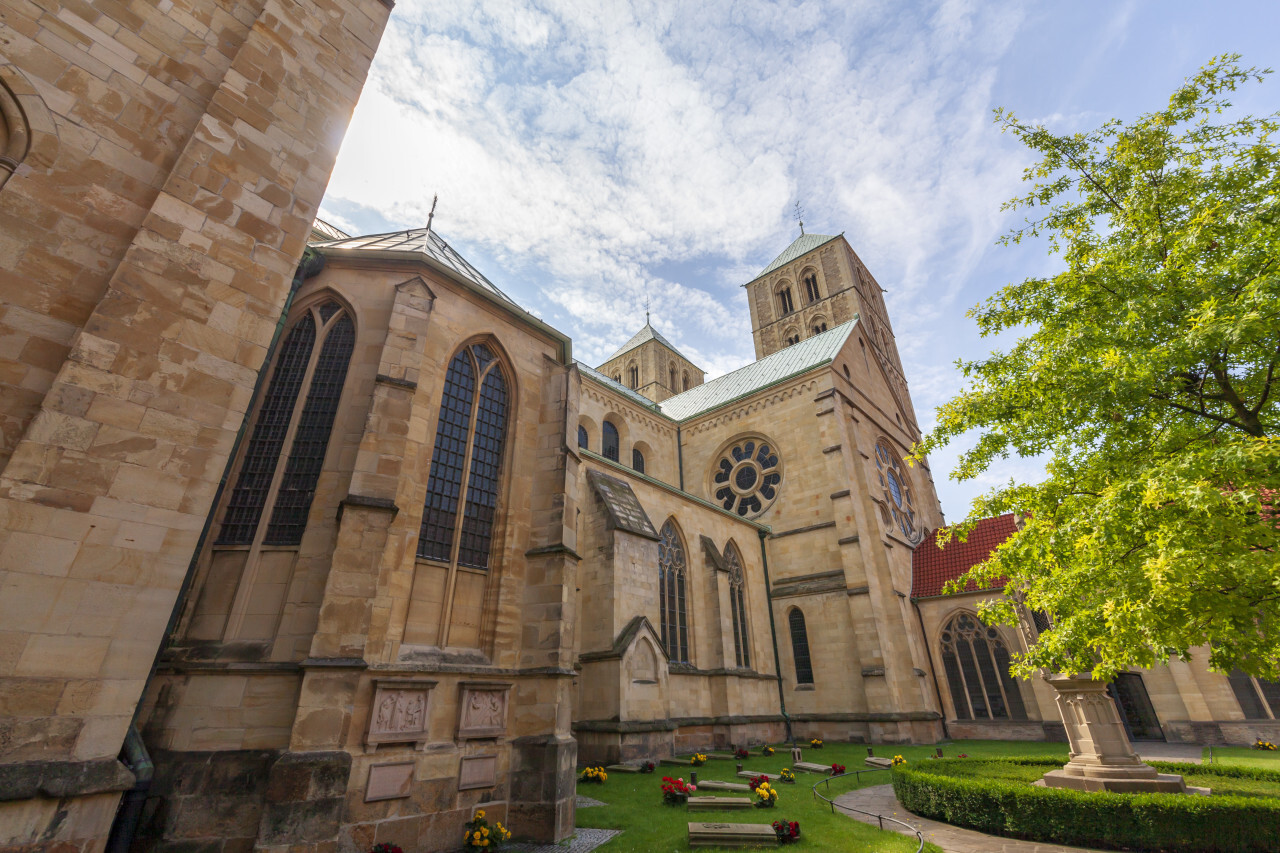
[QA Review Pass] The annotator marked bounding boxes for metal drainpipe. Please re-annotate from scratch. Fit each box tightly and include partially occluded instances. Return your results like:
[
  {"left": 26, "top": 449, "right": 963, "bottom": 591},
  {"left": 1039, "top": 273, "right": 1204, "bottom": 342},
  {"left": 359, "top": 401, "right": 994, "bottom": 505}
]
[
  {"left": 107, "top": 249, "right": 323, "bottom": 853},
  {"left": 757, "top": 528, "right": 792, "bottom": 742},
  {"left": 676, "top": 424, "right": 684, "bottom": 491}
]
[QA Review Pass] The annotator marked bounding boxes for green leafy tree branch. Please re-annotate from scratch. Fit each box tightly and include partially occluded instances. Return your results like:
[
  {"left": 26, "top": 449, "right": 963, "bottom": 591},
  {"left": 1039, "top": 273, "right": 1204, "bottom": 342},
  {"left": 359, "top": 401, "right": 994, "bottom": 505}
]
[{"left": 917, "top": 54, "right": 1280, "bottom": 682}]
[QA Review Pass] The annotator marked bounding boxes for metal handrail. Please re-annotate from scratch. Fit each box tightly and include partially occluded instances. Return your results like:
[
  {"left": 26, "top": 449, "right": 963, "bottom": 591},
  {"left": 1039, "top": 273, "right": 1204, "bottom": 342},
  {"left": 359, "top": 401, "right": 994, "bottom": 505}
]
[{"left": 810, "top": 769, "right": 925, "bottom": 853}]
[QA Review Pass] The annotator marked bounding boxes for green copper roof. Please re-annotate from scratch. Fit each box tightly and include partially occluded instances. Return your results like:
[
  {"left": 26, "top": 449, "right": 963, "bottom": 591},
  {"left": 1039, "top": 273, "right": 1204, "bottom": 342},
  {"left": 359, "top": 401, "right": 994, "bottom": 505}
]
[
  {"left": 752, "top": 232, "right": 840, "bottom": 281},
  {"left": 657, "top": 319, "right": 857, "bottom": 421},
  {"left": 605, "top": 321, "right": 689, "bottom": 364},
  {"left": 576, "top": 361, "right": 667, "bottom": 412}
]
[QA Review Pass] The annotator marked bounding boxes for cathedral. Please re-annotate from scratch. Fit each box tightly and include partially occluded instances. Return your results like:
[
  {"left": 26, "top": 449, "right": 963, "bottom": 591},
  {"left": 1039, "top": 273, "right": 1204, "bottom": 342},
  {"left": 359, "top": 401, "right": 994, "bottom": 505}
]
[{"left": 2, "top": 3, "right": 1277, "bottom": 851}]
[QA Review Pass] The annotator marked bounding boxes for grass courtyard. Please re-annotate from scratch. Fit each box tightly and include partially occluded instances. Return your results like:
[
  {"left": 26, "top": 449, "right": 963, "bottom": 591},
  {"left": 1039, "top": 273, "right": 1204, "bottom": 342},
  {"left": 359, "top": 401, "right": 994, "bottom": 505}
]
[{"left": 569, "top": 740, "right": 1280, "bottom": 852}]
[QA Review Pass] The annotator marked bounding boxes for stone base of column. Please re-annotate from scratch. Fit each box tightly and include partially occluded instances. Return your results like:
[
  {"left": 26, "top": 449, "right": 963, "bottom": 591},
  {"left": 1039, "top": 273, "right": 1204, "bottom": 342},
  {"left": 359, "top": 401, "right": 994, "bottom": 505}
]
[{"left": 508, "top": 733, "right": 576, "bottom": 843}]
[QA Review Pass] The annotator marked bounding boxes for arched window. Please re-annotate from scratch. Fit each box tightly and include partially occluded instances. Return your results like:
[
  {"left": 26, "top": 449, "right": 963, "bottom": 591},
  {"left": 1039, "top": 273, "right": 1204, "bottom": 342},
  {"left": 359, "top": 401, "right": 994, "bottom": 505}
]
[
  {"left": 0, "top": 76, "right": 33, "bottom": 192},
  {"left": 417, "top": 342, "right": 510, "bottom": 570},
  {"left": 724, "top": 544, "right": 750, "bottom": 668},
  {"left": 788, "top": 608, "right": 814, "bottom": 684},
  {"left": 658, "top": 520, "right": 689, "bottom": 663},
  {"left": 628, "top": 365, "right": 639, "bottom": 388},
  {"left": 669, "top": 365, "right": 677, "bottom": 390},
  {"left": 778, "top": 287, "right": 795, "bottom": 315},
  {"left": 613, "top": 373, "right": 622, "bottom": 384},
  {"left": 682, "top": 371, "right": 690, "bottom": 391},
  {"left": 803, "top": 272, "right": 820, "bottom": 303},
  {"left": 874, "top": 440, "right": 917, "bottom": 541},
  {"left": 812, "top": 322, "right": 828, "bottom": 335},
  {"left": 602, "top": 420, "right": 619, "bottom": 462},
  {"left": 219, "top": 299, "right": 355, "bottom": 546},
  {"left": 939, "top": 612, "right": 1027, "bottom": 721},
  {"left": 632, "top": 448, "right": 645, "bottom": 473},
  {"left": 577, "top": 425, "right": 589, "bottom": 449}
]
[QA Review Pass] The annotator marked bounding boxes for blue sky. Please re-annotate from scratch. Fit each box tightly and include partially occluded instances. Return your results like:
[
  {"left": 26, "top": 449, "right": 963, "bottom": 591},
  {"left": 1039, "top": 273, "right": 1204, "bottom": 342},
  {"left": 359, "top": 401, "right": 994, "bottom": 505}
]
[{"left": 320, "top": 0, "right": 1280, "bottom": 521}]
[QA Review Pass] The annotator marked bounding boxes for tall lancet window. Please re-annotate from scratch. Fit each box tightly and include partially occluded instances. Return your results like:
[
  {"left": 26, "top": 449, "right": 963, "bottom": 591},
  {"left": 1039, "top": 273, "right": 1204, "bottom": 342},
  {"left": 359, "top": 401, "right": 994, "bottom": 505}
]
[
  {"left": 939, "top": 612, "right": 1027, "bottom": 721},
  {"left": 417, "top": 343, "right": 510, "bottom": 570},
  {"left": 724, "top": 543, "right": 750, "bottom": 668},
  {"left": 788, "top": 607, "right": 814, "bottom": 684},
  {"left": 658, "top": 520, "right": 689, "bottom": 663},
  {"left": 218, "top": 299, "right": 355, "bottom": 546},
  {"left": 602, "top": 421, "right": 620, "bottom": 462}
]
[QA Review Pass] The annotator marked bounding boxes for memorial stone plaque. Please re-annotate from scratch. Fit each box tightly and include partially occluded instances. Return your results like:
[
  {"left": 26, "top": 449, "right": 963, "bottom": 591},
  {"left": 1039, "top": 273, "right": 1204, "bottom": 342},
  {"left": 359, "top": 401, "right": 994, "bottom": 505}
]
[
  {"left": 365, "top": 762, "right": 414, "bottom": 802},
  {"left": 365, "top": 678, "right": 435, "bottom": 751},
  {"left": 459, "top": 754, "right": 498, "bottom": 791},
  {"left": 457, "top": 682, "right": 511, "bottom": 739}
]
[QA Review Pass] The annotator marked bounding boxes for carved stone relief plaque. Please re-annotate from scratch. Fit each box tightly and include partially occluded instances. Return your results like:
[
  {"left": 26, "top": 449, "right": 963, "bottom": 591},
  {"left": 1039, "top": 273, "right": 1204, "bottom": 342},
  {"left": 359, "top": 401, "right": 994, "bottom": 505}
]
[
  {"left": 458, "top": 754, "right": 497, "bottom": 791},
  {"left": 365, "top": 762, "right": 414, "bottom": 802},
  {"left": 365, "top": 678, "right": 436, "bottom": 752},
  {"left": 457, "top": 682, "right": 511, "bottom": 740}
]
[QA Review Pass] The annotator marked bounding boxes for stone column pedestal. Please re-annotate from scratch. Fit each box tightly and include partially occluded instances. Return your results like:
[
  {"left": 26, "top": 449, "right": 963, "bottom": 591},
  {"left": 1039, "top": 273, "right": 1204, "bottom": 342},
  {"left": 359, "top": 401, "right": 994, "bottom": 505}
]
[{"left": 1039, "top": 674, "right": 1189, "bottom": 793}]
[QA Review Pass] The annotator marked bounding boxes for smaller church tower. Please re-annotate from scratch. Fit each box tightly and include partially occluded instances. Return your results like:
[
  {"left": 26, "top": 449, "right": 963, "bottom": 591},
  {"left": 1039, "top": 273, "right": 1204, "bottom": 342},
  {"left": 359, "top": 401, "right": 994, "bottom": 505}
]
[{"left": 596, "top": 319, "right": 704, "bottom": 403}]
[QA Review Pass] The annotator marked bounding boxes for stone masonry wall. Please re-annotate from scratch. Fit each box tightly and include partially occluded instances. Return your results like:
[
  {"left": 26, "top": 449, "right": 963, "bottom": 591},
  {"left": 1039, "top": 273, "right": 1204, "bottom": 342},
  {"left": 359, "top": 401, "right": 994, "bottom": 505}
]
[{"left": 0, "top": 1, "right": 392, "bottom": 849}]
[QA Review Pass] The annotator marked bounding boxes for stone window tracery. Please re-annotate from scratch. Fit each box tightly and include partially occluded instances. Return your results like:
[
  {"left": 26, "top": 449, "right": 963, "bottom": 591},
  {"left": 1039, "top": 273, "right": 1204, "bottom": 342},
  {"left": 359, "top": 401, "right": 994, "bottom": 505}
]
[
  {"left": 712, "top": 437, "right": 782, "bottom": 518},
  {"left": 803, "top": 271, "right": 820, "bottom": 303},
  {"left": 874, "top": 440, "right": 918, "bottom": 541},
  {"left": 219, "top": 299, "right": 355, "bottom": 546},
  {"left": 658, "top": 520, "right": 689, "bottom": 663},
  {"left": 602, "top": 420, "right": 620, "bottom": 462},
  {"left": 628, "top": 364, "right": 639, "bottom": 388},
  {"left": 788, "top": 607, "right": 813, "bottom": 684},
  {"left": 939, "top": 612, "right": 1027, "bottom": 721},
  {"left": 724, "top": 544, "right": 750, "bottom": 668},
  {"left": 778, "top": 286, "right": 795, "bottom": 315},
  {"left": 417, "top": 342, "right": 510, "bottom": 570}
]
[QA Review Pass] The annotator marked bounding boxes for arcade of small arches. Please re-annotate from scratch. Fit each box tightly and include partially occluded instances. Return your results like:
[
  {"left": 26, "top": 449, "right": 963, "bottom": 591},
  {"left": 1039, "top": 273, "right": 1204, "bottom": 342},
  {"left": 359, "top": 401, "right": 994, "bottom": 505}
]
[{"left": 578, "top": 417, "right": 647, "bottom": 475}]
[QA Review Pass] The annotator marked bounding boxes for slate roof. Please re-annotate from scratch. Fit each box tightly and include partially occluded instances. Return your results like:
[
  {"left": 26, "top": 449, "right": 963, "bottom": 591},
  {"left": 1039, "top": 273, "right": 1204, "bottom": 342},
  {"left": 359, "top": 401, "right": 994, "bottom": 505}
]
[
  {"left": 910, "top": 513, "right": 1017, "bottom": 599},
  {"left": 575, "top": 361, "right": 665, "bottom": 411},
  {"left": 606, "top": 321, "right": 689, "bottom": 363},
  {"left": 657, "top": 319, "right": 857, "bottom": 421},
  {"left": 752, "top": 232, "right": 841, "bottom": 281},
  {"left": 311, "top": 227, "right": 516, "bottom": 306}
]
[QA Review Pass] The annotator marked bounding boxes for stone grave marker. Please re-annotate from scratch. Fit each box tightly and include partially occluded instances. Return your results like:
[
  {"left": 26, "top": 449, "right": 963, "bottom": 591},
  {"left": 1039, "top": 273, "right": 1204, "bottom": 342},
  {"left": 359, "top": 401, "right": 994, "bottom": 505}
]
[
  {"left": 793, "top": 761, "right": 832, "bottom": 774},
  {"left": 697, "top": 780, "right": 751, "bottom": 792},
  {"left": 736, "top": 770, "right": 777, "bottom": 781},
  {"left": 689, "top": 822, "right": 779, "bottom": 848},
  {"left": 606, "top": 764, "right": 641, "bottom": 773},
  {"left": 865, "top": 756, "right": 893, "bottom": 769},
  {"left": 687, "top": 795, "right": 754, "bottom": 812}
]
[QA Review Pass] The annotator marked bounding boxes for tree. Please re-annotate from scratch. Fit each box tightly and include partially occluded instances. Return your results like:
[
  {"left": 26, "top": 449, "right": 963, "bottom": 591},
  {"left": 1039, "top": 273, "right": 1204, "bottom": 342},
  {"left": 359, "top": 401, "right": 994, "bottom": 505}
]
[{"left": 918, "top": 55, "right": 1280, "bottom": 682}]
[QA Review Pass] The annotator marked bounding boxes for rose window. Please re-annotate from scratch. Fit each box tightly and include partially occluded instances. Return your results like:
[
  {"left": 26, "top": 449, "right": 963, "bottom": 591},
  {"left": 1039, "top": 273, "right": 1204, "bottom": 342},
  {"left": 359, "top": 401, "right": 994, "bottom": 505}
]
[
  {"left": 713, "top": 438, "right": 781, "bottom": 517},
  {"left": 875, "top": 441, "right": 918, "bottom": 541}
]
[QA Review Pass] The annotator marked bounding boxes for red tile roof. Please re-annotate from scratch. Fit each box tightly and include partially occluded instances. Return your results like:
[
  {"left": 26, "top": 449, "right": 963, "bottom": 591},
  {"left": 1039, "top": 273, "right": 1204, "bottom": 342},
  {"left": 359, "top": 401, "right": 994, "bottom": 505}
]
[{"left": 911, "top": 513, "right": 1017, "bottom": 599}]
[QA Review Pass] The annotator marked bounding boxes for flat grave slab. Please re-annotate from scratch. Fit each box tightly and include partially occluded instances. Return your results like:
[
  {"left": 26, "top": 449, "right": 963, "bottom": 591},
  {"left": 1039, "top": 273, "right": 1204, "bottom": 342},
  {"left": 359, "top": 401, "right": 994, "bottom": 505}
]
[
  {"left": 707, "top": 752, "right": 736, "bottom": 760},
  {"left": 687, "top": 795, "right": 754, "bottom": 811},
  {"left": 605, "top": 764, "right": 641, "bottom": 773},
  {"left": 864, "top": 756, "right": 893, "bottom": 769},
  {"left": 736, "top": 770, "right": 777, "bottom": 781},
  {"left": 696, "top": 780, "right": 751, "bottom": 792},
  {"left": 793, "top": 761, "right": 832, "bottom": 774},
  {"left": 661, "top": 757, "right": 697, "bottom": 767},
  {"left": 689, "top": 822, "right": 778, "bottom": 848}
]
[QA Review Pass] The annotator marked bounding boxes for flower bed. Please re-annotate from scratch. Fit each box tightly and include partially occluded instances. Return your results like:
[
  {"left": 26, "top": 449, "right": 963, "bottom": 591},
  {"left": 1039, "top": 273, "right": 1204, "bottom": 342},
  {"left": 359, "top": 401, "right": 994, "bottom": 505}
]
[
  {"left": 771, "top": 819, "right": 801, "bottom": 844},
  {"left": 1255, "top": 739, "right": 1277, "bottom": 751},
  {"left": 734, "top": 747, "right": 750, "bottom": 759},
  {"left": 463, "top": 810, "right": 511, "bottom": 850},
  {"left": 829, "top": 763, "right": 846, "bottom": 775},
  {"left": 893, "top": 757, "right": 1280, "bottom": 853},
  {"left": 580, "top": 766, "right": 607, "bottom": 784},
  {"left": 689, "top": 752, "right": 707, "bottom": 766},
  {"left": 753, "top": 780, "right": 778, "bottom": 808},
  {"left": 778, "top": 768, "right": 796, "bottom": 783},
  {"left": 809, "top": 738, "right": 823, "bottom": 749},
  {"left": 661, "top": 776, "right": 695, "bottom": 805},
  {"left": 762, "top": 745, "right": 775, "bottom": 756}
]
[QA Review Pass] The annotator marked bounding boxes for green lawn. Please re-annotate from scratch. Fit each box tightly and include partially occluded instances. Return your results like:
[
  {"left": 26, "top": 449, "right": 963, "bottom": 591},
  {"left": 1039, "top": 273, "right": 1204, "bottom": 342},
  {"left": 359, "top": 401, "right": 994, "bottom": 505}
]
[
  {"left": 1205, "top": 745, "right": 1280, "bottom": 770},
  {"left": 571, "top": 740, "right": 1073, "bottom": 852}
]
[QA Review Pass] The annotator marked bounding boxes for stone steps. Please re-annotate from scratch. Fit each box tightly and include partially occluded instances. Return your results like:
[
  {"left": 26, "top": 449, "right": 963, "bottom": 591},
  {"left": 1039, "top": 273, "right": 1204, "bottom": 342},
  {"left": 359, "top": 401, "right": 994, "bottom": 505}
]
[{"left": 689, "top": 822, "right": 778, "bottom": 847}]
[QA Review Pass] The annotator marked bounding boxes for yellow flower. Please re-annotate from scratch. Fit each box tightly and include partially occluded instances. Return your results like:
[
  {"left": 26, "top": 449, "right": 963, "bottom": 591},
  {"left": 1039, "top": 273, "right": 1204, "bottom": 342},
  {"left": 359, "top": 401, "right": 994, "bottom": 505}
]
[{"left": 476, "top": 810, "right": 486, "bottom": 820}]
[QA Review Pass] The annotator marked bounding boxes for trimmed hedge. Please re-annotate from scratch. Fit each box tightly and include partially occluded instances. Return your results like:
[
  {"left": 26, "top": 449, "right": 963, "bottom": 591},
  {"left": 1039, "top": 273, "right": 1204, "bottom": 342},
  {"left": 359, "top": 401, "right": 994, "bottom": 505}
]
[{"left": 892, "top": 757, "right": 1280, "bottom": 853}]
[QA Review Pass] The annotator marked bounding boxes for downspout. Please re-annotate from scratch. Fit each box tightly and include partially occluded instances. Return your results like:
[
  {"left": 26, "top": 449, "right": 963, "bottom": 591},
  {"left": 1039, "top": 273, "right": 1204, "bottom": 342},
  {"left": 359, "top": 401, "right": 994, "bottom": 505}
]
[
  {"left": 757, "top": 529, "right": 792, "bottom": 742},
  {"left": 676, "top": 424, "right": 685, "bottom": 491},
  {"left": 107, "top": 248, "right": 324, "bottom": 852},
  {"left": 914, "top": 600, "right": 950, "bottom": 741}
]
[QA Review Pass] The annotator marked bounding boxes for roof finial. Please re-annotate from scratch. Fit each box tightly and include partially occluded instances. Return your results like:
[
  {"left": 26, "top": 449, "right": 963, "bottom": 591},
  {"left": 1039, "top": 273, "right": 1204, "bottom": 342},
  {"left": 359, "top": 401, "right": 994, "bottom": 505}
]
[
  {"left": 643, "top": 293, "right": 651, "bottom": 326},
  {"left": 426, "top": 193, "right": 439, "bottom": 233},
  {"left": 793, "top": 200, "right": 805, "bottom": 235}
]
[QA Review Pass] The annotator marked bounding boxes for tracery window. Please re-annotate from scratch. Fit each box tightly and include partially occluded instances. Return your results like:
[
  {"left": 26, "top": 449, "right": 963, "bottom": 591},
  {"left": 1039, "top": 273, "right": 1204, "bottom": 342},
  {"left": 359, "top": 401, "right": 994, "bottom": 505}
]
[
  {"left": 218, "top": 299, "right": 355, "bottom": 546},
  {"left": 1228, "top": 669, "right": 1280, "bottom": 719},
  {"left": 602, "top": 420, "right": 620, "bottom": 462},
  {"left": 939, "top": 612, "right": 1027, "bottom": 721},
  {"left": 784, "top": 331, "right": 800, "bottom": 346},
  {"left": 658, "top": 520, "right": 689, "bottom": 663},
  {"left": 417, "top": 342, "right": 510, "bottom": 570},
  {"left": 632, "top": 448, "right": 645, "bottom": 473},
  {"left": 788, "top": 607, "right": 814, "bottom": 684},
  {"left": 874, "top": 440, "right": 918, "bottom": 541},
  {"left": 724, "top": 543, "right": 751, "bottom": 668},
  {"left": 778, "top": 287, "right": 795, "bottom": 315},
  {"left": 578, "top": 425, "right": 589, "bottom": 449},
  {"left": 803, "top": 272, "right": 820, "bottom": 303},
  {"left": 812, "top": 322, "right": 828, "bottom": 335},
  {"left": 712, "top": 437, "right": 782, "bottom": 517}
]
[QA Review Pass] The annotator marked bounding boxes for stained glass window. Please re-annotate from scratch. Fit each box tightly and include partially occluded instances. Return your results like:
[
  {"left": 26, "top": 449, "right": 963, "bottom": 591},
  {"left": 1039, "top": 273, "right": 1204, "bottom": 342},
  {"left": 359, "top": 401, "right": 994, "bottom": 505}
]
[
  {"left": 417, "top": 343, "right": 510, "bottom": 570},
  {"left": 725, "top": 544, "right": 750, "bottom": 668},
  {"left": 218, "top": 313, "right": 316, "bottom": 544},
  {"left": 939, "top": 612, "right": 1027, "bottom": 721},
  {"left": 658, "top": 520, "right": 688, "bottom": 663},
  {"left": 712, "top": 437, "right": 782, "bottom": 518},
  {"left": 874, "top": 440, "right": 918, "bottom": 541},
  {"left": 264, "top": 313, "right": 355, "bottom": 545},
  {"left": 602, "top": 421, "right": 619, "bottom": 462},
  {"left": 788, "top": 608, "right": 813, "bottom": 684}
]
